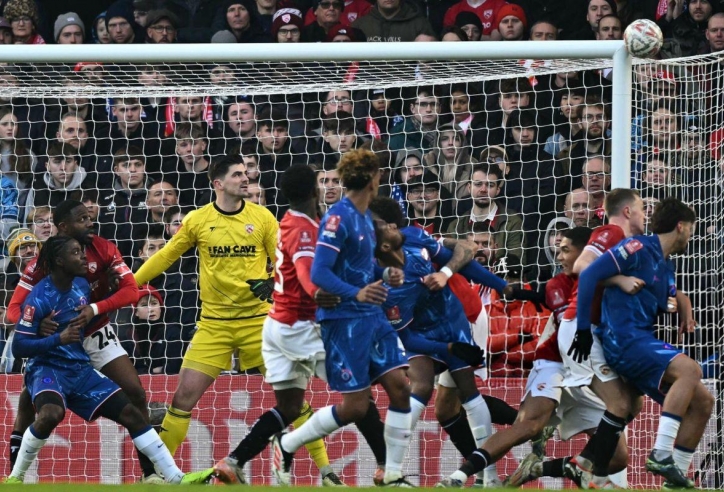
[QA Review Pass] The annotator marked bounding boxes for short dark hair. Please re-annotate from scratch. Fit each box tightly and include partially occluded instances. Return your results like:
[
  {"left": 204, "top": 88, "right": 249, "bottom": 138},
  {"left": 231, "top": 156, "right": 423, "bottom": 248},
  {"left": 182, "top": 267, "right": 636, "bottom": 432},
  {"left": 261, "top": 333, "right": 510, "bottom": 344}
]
[
  {"left": 507, "top": 109, "right": 537, "bottom": 129},
  {"left": 369, "top": 197, "right": 405, "bottom": 228},
  {"left": 649, "top": 197, "right": 696, "bottom": 234},
  {"left": 208, "top": 154, "right": 244, "bottom": 182},
  {"left": 53, "top": 199, "right": 85, "bottom": 227},
  {"left": 163, "top": 205, "right": 182, "bottom": 224},
  {"left": 440, "top": 26, "right": 468, "bottom": 41},
  {"left": 46, "top": 140, "right": 79, "bottom": 161},
  {"left": 499, "top": 77, "right": 533, "bottom": 95},
  {"left": 604, "top": 188, "right": 640, "bottom": 217},
  {"left": 280, "top": 164, "right": 317, "bottom": 205},
  {"left": 256, "top": 108, "right": 289, "bottom": 131},
  {"left": 113, "top": 146, "right": 146, "bottom": 168},
  {"left": 322, "top": 111, "right": 356, "bottom": 134},
  {"left": 470, "top": 163, "right": 503, "bottom": 182},
  {"left": 562, "top": 226, "right": 593, "bottom": 250}
]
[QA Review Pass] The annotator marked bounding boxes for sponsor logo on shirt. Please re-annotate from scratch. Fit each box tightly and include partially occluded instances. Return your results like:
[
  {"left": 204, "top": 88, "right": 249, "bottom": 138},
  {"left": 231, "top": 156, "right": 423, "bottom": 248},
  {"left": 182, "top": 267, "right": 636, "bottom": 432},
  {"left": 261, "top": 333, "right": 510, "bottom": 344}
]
[
  {"left": 245, "top": 224, "right": 255, "bottom": 234},
  {"left": 483, "top": 9, "right": 493, "bottom": 19},
  {"left": 208, "top": 245, "right": 257, "bottom": 258},
  {"left": 325, "top": 215, "right": 341, "bottom": 231}
]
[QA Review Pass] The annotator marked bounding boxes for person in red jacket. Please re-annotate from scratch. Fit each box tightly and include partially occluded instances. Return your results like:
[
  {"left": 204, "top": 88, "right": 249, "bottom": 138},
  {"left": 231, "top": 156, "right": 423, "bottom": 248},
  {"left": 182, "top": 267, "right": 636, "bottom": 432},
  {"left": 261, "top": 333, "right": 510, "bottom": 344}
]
[{"left": 487, "top": 255, "right": 550, "bottom": 377}]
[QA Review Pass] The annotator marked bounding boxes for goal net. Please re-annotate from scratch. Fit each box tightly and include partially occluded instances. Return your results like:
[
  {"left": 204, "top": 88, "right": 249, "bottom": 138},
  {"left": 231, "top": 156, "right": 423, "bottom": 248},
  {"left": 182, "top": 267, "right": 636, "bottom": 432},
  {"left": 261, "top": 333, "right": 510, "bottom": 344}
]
[{"left": 0, "top": 44, "right": 720, "bottom": 487}]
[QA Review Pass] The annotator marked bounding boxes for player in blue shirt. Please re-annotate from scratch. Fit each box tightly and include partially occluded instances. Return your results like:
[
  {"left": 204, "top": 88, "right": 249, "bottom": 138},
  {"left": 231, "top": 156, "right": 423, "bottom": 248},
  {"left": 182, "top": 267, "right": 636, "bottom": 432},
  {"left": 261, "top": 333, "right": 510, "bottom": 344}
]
[
  {"left": 271, "top": 149, "right": 413, "bottom": 487},
  {"left": 3, "top": 236, "right": 214, "bottom": 485},
  {"left": 569, "top": 197, "right": 713, "bottom": 488}
]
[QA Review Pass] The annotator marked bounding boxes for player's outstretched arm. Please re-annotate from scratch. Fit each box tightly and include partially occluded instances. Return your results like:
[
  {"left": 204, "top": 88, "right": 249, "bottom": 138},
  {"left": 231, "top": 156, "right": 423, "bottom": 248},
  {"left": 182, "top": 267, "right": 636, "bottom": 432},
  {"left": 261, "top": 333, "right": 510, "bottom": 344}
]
[
  {"left": 433, "top": 245, "right": 507, "bottom": 293},
  {"left": 134, "top": 219, "right": 195, "bottom": 286}
]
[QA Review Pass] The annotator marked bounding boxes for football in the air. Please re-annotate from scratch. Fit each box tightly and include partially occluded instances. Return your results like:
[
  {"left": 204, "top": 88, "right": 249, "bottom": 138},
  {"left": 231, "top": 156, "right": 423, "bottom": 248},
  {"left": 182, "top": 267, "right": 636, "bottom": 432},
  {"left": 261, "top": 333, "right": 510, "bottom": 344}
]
[{"left": 623, "top": 19, "right": 664, "bottom": 58}]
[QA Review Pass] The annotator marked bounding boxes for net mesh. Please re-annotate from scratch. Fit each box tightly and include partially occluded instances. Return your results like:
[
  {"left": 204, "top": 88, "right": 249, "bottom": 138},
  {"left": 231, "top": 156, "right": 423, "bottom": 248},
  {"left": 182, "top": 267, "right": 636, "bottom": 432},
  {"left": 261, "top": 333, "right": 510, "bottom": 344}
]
[{"left": 0, "top": 52, "right": 721, "bottom": 487}]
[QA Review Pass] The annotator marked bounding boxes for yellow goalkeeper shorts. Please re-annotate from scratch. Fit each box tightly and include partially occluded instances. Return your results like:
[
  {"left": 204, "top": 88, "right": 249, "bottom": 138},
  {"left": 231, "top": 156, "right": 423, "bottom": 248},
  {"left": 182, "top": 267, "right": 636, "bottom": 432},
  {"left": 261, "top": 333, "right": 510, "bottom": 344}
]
[{"left": 182, "top": 316, "right": 265, "bottom": 372}]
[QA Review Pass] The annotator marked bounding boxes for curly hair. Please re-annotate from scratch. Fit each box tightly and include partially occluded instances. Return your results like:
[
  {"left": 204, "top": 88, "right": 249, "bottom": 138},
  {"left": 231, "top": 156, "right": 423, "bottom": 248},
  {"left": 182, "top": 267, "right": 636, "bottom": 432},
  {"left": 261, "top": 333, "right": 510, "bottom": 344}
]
[
  {"left": 337, "top": 148, "right": 379, "bottom": 191},
  {"left": 36, "top": 235, "right": 75, "bottom": 277}
]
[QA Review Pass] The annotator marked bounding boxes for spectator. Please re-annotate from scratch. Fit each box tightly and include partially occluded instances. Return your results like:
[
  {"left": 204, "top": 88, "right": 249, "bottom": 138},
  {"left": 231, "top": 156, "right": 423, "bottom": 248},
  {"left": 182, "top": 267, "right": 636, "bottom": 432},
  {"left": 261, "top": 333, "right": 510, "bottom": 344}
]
[
  {"left": 471, "top": 77, "right": 533, "bottom": 152},
  {"left": 241, "top": 148, "right": 261, "bottom": 182},
  {"left": 563, "top": 188, "right": 596, "bottom": 227},
  {"left": 449, "top": 83, "right": 475, "bottom": 134},
  {"left": 595, "top": 13, "right": 622, "bottom": 40},
  {"left": 106, "top": 0, "right": 143, "bottom": 44},
  {"left": 559, "top": 99, "right": 611, "bottom": 191},
  {"left": 214, "top": 96, "right": 257, "bottom": 155},
  {"left": 660, "top": 0, "right": 714, "bottom": 58},
  {"left": 367, "top": 88, "right": 403, "bottom": 142},
  {"left": 581, "top": 156, "right": 610, "bottom": 213},
  {"left": 4, "top": 228, "right": 40, "bottom": 284},
  {"left": 496, "top": 3, "right": 527, "bottom": 41},
  {"left": 405, "top": 172, "right": 454, "bottom": 236},
  {"left": 132, "top": 224, "right": 166, "bottom": 272},
  {"left": 454, "top": 12, "right": 482, "bottom": 41},
  {"left": 0, "top": 17, "right": 13, "bottom": 44},
  {"left": 0, "top": 173, "right": 18, "bottom": 241},
  {"left": 529, "top": 18, "right": 557, "bottom": 40},
  {"left": 146, "top": 181, "right": 179, "bottom": 224},
  {"left": 163, "top": 205, "right": 186, "bottom": 238},
  {"left": 305, "top": 89, "right": 358, "bottom": 157},
  {"left": 443, "top": 0, "right": 505, "bottom": 40},
  {"left": 26, "top": 205, "right": 56, "bottom": 241},
  {"left": 640, "top": 153, "right": 681, "bottom": 200},
  {"left": 54, "top": 12, "right": 84, "bottom": 44},
  {"left": 506, "top": 0, "right": 587, "bottom": 39},
  {"left": 247, "top": 181, "right": 266, "bottom": 205},
  {"left": 326, "top": 22, "right": 364, "bottom": 41},
  {"left": 0, "top": 106, "right": 36, "bottom": 201},
  {"left": 352, "top": 0, "right": 435, "bottom": 42},
  {"left": 705, "top": 12, "right": 724, "bottom": 52},
  {"left": 164, "top": 122, "right": 212, "bottom": 208},
  {"left": 217, "top": 0, "right": 271, "bottom": 43},
  {"left": 466, "top": 222, "right": 499, "bottom": 267},
  {"left": 81, "top": 189, "right": 100, "bottom": 229},
  {"left": 272, "top": 8, "right": 303, "bottom": 42},
  {"left": 643, "top": 101, "right": 683, "bottom": 155},
  {"left": 256, "top": 110, "right": 305, "bottom": 217},
  {"left": 98, "top": 146, "right": 154, "bottom": 259},
  {"left": 320, "top": 112, "right": 361, "bottom": 164},
  {"left": 251, "top": 0, "right": 278, "bottom": 34},
  {"left": 447, "top": 163, "right": 525, "bottom": 261},
  {"left": 120, "top": 284, "right": 184, "bottom": 375},
  {"left": 424, "top": 122, "right": 474, "bottom": 201},
  {"left": 441, "top": 26, "right": 467, "bottom": 40},
  {"left": 316, "top": 162, "right": 342, "bottom": 213},
  {"left": 304, "top": 0, "right": 343, "bottom": 41},
  {"left": 4, "top": 0, "right": 44, "bottom": 44},
  {"left": 390, "top": 147, "right": 423, "bottom": 211},
  {"left": 543, "top": 84, "right": 586, "bottom": 157},
  {"left": 487, "top": 254, "right": 550, "bottom": 377},
  {"left": 92, "top": 11, "right": 110, "bottom": 43},
  {"left": 133, "top": 0, "right": 155, "bottom": 27},
  {"left": 567, "top": 0, "right": 615, "bottom": 40},
  {"left": 25, "top": 141, "right": 91, "bottom": 217},
  {"left": 145, "top": 9, "right": 179, "bottom": 43},
  {"left": 388, "top": 86, "right": 441, "bottom": 153}
]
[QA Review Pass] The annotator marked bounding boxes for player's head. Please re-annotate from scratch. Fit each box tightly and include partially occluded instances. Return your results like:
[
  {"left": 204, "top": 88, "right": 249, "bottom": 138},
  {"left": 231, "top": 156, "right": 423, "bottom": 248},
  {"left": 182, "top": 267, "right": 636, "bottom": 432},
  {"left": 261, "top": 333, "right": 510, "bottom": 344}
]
[
  {"left": 37, "top": 235, "right": 87, "bottom": 278},
  {"left": 337, "top": 148, "right": 380, "bottom": 196},
  {"left": 371, "top": 217, "right": 405, "bottom": 261},
  {"left": 604, "top": 188, "right": 645, "bottom": 235},
  {"left": 54, "top": 199, "right": 94, "bottom": 244},
  {"left": 281, "top": 164, "right": 318, "bottom": 209},
  {"left": 649, "top": 197, "right": 696, "bottom": 254},
  {"left": 369, "top": 196, "right": 405, "bottom": 229},
  {"left": 208, "top": 154, "right": 249, "bottom": 200},
  {"left": 557, "top": 227, "right": 592, "bottom": 275}
]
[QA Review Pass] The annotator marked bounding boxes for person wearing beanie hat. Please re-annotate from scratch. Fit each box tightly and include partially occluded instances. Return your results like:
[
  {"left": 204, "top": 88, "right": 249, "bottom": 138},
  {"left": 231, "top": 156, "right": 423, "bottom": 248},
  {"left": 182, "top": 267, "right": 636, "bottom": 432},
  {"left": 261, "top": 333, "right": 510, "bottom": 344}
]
[
  {"left": 211, "top": 29, "right": 237, "bottom": 42},
  {"left": 495, "top": 3, "right": 527, "bottom": 40},
  {"left": 92, "top": 12, "right": 110, "bottom": 43},
  {"left": 304, "top": 0, "right": 343, "bottom": 42},
  {"left": 4, "top": 0, "right": 44, "bottom": 44},
  {"left": 6, "top": 228, "right": 40, "bottom": 271},
  {"left": 0, "top": 17, "right": 12, "bottom": 44},
  {"left": 145, "top": 9, "right": 179, "bottom": 43},
  {"left": 106, "top": 0, "right": 141, "bottom": 44},
  {"left": 442, "top": 0, "right": 507, "bottom": 40},
  {"left": 217, "top": 0, "right": 271, "bottom": 43},
  {"left": 54, "top": 12, "right": 85, "bottom": 44},
  {"left": 454, "top": 11, "right": 482, "bottom": 41},
  {"left": 272, "top": 8, "right": 303, "bottom": 42},
  {"left": 325, "top": 23, "right": 364, "bottom": 41}
]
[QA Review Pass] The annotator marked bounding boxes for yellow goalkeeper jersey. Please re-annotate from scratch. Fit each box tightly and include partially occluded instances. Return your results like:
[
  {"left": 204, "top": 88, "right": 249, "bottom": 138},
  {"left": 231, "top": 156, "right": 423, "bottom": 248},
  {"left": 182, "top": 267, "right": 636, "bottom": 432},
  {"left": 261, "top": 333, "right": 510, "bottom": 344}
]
[{"left": 135, "top": 201, "right": 278, "bottom": 320}]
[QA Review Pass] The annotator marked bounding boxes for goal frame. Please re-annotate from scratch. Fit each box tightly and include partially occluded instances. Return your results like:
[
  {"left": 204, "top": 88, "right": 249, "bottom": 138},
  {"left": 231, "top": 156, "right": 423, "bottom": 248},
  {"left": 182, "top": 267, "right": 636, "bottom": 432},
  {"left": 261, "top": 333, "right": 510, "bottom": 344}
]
[{"left": 0, "top": 40, "right": 632, "bottom": 188}]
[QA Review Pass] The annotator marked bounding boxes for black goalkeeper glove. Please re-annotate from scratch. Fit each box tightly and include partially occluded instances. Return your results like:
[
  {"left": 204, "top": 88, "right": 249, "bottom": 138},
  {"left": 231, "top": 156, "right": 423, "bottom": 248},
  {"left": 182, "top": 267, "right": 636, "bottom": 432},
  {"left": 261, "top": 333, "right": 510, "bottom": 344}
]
[
  {"left": 567, "top": 330, "right": 593, "bottom": 363},
  {"left": 450, "top": 342, "right": 485, "bottom": 367},
  {"left": 247, "top": 278, "right": 274, "bottom": 303}
]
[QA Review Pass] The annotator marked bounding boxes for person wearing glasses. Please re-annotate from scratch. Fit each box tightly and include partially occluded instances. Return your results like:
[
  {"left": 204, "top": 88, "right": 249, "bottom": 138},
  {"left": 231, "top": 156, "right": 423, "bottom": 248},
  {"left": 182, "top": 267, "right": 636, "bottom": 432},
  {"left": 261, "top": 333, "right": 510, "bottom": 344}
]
[
  {"left": 304, "top": 0, "right": 343, "bottom": 42},
  {"left": 581, "top": 156, "right": 611, "bottom": 214},
  {"left": 561, "top": 99, "right": 611, "bottom": 191},
  {"left": 144, "top": 9, "right": 179, "bottom": 44},
  {"left": 3, "top": 0, "right": 44, "bottom": 44},
  {"left": 388, "top": 87, "right": 441, "bottom": 153},
  {"left": 271, "top": 8, "right": 304, "bottom": 42},
  {"left": 405, "top": 172, "right": 454, "bottom": 236}
]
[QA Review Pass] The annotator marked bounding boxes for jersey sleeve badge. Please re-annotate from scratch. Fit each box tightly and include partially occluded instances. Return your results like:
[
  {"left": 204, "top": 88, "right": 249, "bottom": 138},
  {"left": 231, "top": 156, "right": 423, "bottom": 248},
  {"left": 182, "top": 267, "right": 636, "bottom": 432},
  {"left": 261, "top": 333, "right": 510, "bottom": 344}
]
[
  {"left": 624, "top": 239, "right": 643, "bottom": 255},
  {"left": 325, "top": 215, "right": 341, "bottom": 231},
  {"left": 20, "top": 305, "right": 35, "bottom": 327},
  {"left": 386, "top": 305, "right": 401, "bottom": 325}
]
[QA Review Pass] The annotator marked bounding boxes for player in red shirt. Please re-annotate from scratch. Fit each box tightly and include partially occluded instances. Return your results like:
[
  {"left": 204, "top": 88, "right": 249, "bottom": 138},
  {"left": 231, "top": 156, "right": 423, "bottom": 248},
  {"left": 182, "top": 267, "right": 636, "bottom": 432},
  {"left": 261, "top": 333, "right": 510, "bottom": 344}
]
[
  {"left": 213, "top": 164, "right": 387, "bottom": 486},
  {"left": 437, "top": 227, "right": 599, "bottom": 488},
  {"left": 2, "top": 200, "right": 162, "bottom": 481}
]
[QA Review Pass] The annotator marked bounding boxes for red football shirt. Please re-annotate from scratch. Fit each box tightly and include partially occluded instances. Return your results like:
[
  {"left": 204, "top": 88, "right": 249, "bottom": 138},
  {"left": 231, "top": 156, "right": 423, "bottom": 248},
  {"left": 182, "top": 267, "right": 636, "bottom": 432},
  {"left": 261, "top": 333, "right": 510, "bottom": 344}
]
[
  {"left": 443, "top": 0, "right": 508, "bottom": 36},
  {"left": 9, "top": 235, "right": 136, "bottom": 335},
  {"left": 535, "top": 272, "right": 576, "bottom": 362},
  {"left": 563, "top": 224, "right": 626, "bottom": 322},
  {"left": 269, "top": 210, "right": 319, "bottom": 325}
]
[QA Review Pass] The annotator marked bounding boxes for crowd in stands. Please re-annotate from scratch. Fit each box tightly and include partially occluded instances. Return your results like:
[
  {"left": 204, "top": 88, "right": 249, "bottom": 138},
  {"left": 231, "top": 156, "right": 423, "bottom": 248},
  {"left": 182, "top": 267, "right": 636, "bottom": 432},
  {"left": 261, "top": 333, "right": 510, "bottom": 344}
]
[{"left": 0, "top": 0, "right": 722, "bottom": 376}]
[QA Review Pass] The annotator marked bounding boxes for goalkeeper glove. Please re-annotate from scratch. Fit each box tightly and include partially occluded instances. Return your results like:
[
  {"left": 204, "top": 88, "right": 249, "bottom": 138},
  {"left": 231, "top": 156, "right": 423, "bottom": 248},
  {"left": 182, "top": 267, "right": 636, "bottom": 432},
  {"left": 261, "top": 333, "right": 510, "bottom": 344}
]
[
  {"left": 449, "top": 342, "right": 485, "bottom": 367},
  {"left": 247, "top": 278, "right": 274, "bottom": 303},
  {"left": 567, "top": 330, "right": 593, "bottom": 363}
]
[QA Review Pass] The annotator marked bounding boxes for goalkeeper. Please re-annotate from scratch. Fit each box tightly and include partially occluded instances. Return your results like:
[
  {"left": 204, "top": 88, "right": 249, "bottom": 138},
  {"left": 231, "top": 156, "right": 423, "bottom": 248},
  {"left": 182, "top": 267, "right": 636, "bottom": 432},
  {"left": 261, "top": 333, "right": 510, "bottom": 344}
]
[{"left": 134, "top": 154, "right": 338, "bottom": 483}]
